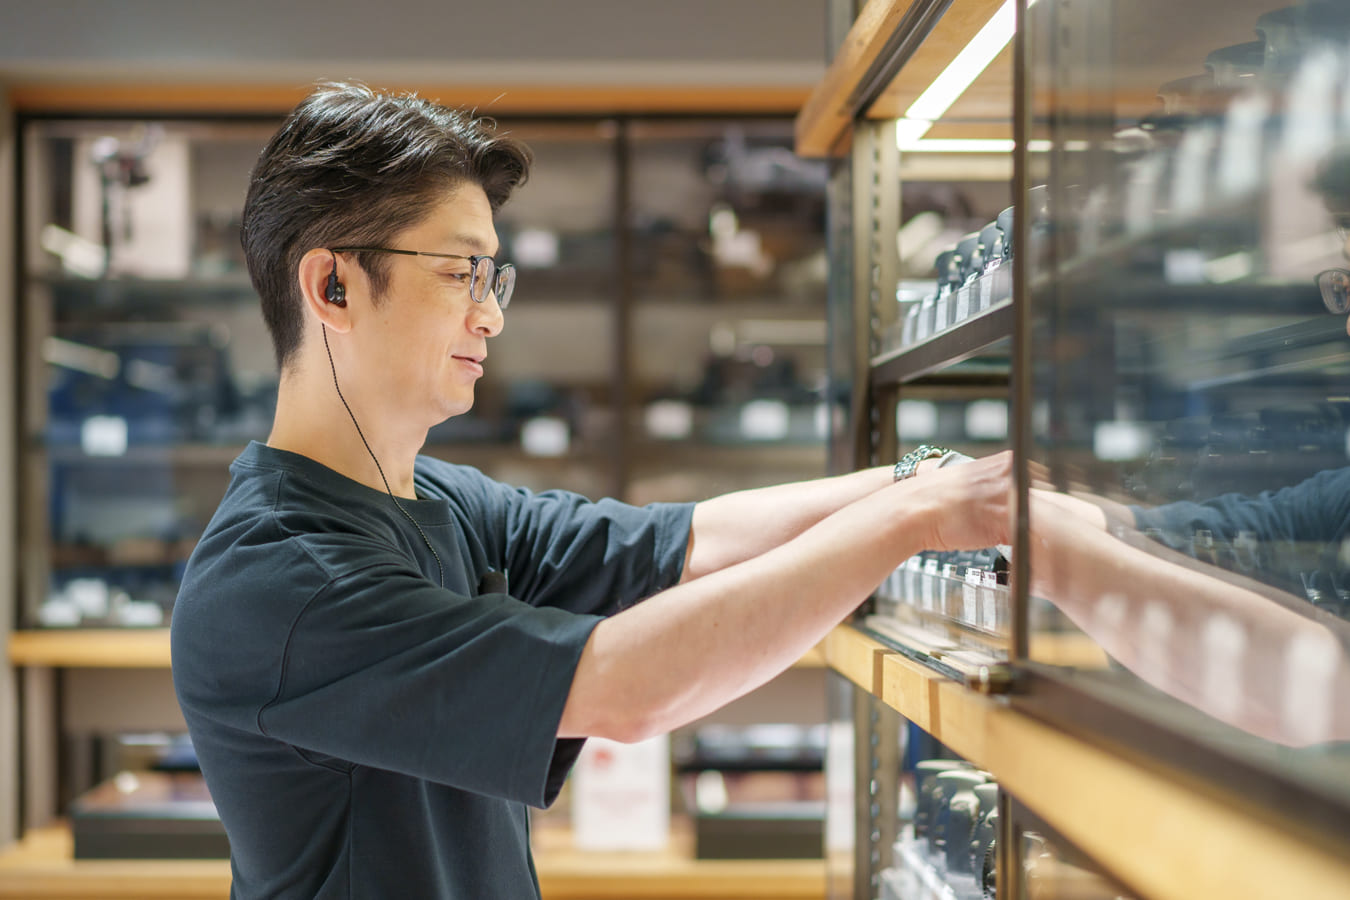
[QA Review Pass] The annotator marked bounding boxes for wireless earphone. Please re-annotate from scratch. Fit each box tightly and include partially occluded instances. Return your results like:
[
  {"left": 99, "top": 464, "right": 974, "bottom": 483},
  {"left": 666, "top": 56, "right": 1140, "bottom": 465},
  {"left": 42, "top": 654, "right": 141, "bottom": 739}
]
[{"left": 325, "top": 250, "right": 346, "bottom": 306}]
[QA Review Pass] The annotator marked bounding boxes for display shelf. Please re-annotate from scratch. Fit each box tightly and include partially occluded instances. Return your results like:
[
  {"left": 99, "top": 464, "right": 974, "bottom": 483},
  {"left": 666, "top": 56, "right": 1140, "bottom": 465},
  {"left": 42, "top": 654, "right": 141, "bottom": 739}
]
[
  {"left": 794, "top": 0, "right": 917, "bottom": 157},
  {"left": 33, "top": 273, "right": 256, "bottom": 298},
  {"left": 631, "top": 441, "right": 827, "bottom": 470},
  {"left": 10, "top": 83, "right": 813, "bottom": 118},
  {"left": 1043, "top": 271, "right": 1327, "bottom": 317},
  {"left": 0, "top": 819, "right": 826, "bottom": 900},
  {"left": 45, "top": 444, "right": 244, "bottom": 468},
  {"left": 870, "top": 301, "right": 1013, "bottom": 388},
  {"left": 821, "top": 624, "right": 1350, "bottom": 900},
  {"left": 7, "top": 629, "right": 827, "bottom": 671},
  {"left": 795, "top": 0, "right": 1011, "bottom": 157},
  {"left": 8, "top": 629, "right": 172, "bottom": 668},
  {"left": 865, "top": 0, "right": 1009, "bottom": 125}
]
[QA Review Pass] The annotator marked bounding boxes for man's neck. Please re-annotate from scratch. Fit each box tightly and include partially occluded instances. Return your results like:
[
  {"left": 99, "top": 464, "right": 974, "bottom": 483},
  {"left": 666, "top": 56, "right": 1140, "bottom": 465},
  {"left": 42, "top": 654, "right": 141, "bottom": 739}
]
[{"left": 267, "top": 365, "right": 424, "bottom": 499}]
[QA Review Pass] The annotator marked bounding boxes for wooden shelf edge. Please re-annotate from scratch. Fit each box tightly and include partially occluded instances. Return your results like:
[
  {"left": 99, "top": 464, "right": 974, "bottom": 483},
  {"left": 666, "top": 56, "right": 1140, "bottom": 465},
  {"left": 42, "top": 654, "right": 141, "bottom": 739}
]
[
  {"left": 822, "top": 623, "right": 1350, "bottom": 900},
  {"left": 989, "top": 709, "right": 1350, "bottom": 900},
  {"left": 869, "top": 300, "right": 1014, "bottom": 388},
  {"left": 10, "top": 83, "right": 811, "bottom": 117},
  {"left": 7, "top": 629, "right": 171, "bottom": 668},
  {"left": 6, "top": 631, "right": 825, "bottom": 671},
  {"left": 0, "top": 822, "right": 825, "bottom": 900},
  {"left": 794, "top": 0, "right": 919, "bottom": 158}
]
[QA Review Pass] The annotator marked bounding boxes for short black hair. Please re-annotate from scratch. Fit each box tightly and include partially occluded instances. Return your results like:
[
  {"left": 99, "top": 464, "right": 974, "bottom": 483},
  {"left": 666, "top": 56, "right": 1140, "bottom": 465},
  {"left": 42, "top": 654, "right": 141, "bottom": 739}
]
[{"left": 241, "top": 82, "right": 532, "bottom": 370}]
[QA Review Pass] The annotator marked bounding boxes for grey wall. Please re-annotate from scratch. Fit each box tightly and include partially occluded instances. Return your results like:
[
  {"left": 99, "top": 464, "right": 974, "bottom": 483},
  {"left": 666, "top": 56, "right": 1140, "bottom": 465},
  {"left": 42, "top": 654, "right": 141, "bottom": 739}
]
[{"left": 0, "top": 0, "right": 827, "bottom": 85}]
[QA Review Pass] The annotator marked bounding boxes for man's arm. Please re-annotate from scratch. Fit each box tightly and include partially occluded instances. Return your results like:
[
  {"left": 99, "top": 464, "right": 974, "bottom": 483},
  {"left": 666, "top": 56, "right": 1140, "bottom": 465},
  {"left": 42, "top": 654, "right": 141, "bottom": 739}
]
[
  {"left": 560, "top": 452, "right": 1013, "bottom": 743},
  {"left": 1027, "top": 491, "right": 1350, "bottom": 746},
  {"left": 681, "top": 464, "right": 894, "bottom": 581}
]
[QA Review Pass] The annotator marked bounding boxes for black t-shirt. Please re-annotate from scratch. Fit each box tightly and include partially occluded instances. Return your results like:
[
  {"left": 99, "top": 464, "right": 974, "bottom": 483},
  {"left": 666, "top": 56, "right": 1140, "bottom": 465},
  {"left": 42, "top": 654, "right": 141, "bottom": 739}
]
[
  {"left": 170, "top": 442, "right": 693, "bottom": 899},
  {"left": 1132, "top": 466, "right": 1350, "bottom": 604}
]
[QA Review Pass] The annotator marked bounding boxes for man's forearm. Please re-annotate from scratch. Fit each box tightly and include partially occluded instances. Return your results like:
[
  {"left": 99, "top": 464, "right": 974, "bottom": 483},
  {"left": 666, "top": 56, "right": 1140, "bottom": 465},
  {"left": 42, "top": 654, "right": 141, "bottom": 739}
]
[
  {"left": 683, "top": 464, "right": 895, "bottom": 581},
  {"left": 562, "top": 453, "right": 1013, "bottom": 742},
  {"left": 1029, "top": 494, "right": 1350, "bottom": 746}
]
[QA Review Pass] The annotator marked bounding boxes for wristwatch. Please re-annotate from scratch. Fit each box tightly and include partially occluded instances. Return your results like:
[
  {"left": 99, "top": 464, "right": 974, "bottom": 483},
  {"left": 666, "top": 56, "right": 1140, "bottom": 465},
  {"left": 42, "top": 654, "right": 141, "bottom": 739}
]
[{"left": 894, "top": 444, "right": 951, "bottom": 481}]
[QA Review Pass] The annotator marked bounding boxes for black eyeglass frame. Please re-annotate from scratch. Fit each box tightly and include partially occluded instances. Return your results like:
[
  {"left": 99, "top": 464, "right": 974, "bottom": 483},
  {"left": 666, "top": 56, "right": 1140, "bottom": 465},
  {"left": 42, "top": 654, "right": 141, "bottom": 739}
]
[{"left": 332, "top": 246, "right": 515, "bottom": 309}]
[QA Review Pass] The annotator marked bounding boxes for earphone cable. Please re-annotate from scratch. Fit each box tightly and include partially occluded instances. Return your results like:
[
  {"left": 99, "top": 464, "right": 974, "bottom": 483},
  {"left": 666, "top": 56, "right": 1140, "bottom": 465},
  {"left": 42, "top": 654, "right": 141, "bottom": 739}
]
[{"left": 323, "top": 327, "right": 445, "bottom": 588}]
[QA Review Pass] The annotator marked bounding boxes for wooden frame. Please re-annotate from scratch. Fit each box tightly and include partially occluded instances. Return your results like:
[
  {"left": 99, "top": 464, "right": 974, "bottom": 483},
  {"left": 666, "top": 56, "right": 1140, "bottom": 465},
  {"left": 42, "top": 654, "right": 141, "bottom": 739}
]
[
  {"left": 9, "top": 84, "right": 811, "bottom": 117},
  {"left": 823, "top": 624, "right": 1350, "bottom": 900}
]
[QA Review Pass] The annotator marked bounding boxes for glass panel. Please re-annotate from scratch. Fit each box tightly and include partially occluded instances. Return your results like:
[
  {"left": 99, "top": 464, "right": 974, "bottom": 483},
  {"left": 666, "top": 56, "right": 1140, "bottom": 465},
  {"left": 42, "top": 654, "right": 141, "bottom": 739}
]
[
  {"left": 626, "top": 120, "right": 829, "bottom": 503},
  {"left": 1015, "top": 816, "right": 1140, "bottom": 900},
  {"left": 879, "top": 733, "right": 995, "bottom": 900},
  {"left": 1025, "top": 0, "right": 1350, "bottom": 808}
]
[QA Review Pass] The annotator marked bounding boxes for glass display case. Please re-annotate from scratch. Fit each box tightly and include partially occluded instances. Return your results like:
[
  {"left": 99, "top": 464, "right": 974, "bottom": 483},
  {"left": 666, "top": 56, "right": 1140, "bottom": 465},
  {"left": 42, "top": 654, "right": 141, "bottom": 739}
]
[
  {"left": 802, "top": 0, "right": 1350, "bottom": 898},
  {"left": 1023, "top": 0, "right": 1350, "bottom": 816}
]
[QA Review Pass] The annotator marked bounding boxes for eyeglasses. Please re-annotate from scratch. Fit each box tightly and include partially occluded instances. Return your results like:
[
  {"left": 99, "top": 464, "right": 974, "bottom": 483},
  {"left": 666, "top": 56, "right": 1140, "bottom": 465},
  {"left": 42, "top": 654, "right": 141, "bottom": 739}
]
[
  {"left": 333, "top": 246, "right": 515, "bottom": 309},
  {"left": 1317, "top": 268, "right": 1350, "bottom": 314}
]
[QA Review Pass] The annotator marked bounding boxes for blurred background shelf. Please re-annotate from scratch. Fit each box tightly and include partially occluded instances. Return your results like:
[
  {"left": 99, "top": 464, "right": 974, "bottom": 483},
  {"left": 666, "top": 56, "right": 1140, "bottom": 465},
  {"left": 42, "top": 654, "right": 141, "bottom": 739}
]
[
  {"left": 0, "top": 818, "right": 828, "bottom": 900},
  {"left": 8, "top": 629, "right": 171, "bottom": 668},
  {"left": 7, "top": 629, "right": 826, "bottom": 670}
]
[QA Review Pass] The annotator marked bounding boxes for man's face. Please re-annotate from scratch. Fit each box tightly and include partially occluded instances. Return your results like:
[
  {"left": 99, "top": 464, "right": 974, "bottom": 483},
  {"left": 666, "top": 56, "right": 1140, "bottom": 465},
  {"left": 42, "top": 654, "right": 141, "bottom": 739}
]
[{"left": 346, "top": 184, "right": 505, "bottom": 427}]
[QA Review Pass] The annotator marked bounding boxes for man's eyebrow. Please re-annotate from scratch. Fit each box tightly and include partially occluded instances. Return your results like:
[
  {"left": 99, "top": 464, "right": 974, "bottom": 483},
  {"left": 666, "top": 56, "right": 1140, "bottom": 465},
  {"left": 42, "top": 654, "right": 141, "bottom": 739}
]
[{"left": 448, "top": 233, "right": 497, "bottom": 256}]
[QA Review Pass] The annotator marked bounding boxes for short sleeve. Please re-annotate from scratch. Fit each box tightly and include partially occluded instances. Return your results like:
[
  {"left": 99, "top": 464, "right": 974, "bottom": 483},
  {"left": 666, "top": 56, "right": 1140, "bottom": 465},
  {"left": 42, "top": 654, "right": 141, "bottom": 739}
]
[
  {"left": 1132, "top": 467, "right": 1350, "bottom": 548},
  {"left": 257, "top": 546, "right": 600, "bottom": 808},
  {"left": 450, "top": 472, "right": 694, "bottom": 615}
]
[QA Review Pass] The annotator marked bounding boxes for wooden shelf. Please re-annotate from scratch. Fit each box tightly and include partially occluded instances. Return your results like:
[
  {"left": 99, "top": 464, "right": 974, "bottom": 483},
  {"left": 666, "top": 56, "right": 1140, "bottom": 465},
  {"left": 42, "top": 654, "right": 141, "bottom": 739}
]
[
  {"left": 795, "top": 0, "right": 919, "bottom": 157},
  {"left": 822, "top": 624, "right": 1350, "bottom": 900},
  {"left": 7, "top": 629, "right": 171, "bottom": 668},
  {"left": 865, "top": 0, "right": 1010, "bottom": 123},
  {"left": 795, "top": 0, "right": 1014, "bottom": 158},
  {"left": 870, "top": 301, "right": 1013, "bottom": 388},
  {"left": 8, "top": 629, "right": 827, "bottom": 671},
  {"left": 0, "top": 820, "right": 825, "bottom": 900},
  {"left": 11, "top": 84, "right": 812, "bottom": 117}
]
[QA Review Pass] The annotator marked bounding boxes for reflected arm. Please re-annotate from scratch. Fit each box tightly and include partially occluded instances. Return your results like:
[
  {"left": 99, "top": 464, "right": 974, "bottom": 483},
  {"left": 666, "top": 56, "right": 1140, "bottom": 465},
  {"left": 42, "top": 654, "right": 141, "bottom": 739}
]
[{"left": 1028, "top": 491, "right": 1350, "bottom": 746}]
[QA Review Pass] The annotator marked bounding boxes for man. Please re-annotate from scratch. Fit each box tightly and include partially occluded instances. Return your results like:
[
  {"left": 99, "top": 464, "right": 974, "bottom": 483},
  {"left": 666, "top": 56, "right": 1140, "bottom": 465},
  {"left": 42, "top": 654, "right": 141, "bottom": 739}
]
[{"left": 170, "top": 82, "right": 1011, "bottom": 899}]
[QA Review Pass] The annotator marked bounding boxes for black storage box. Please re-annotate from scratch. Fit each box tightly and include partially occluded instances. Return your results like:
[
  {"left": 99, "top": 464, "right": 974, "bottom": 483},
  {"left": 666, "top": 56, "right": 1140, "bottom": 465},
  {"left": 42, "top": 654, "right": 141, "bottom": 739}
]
[{"left": 70, "top": 771, "right": 229, "bottom": 859}]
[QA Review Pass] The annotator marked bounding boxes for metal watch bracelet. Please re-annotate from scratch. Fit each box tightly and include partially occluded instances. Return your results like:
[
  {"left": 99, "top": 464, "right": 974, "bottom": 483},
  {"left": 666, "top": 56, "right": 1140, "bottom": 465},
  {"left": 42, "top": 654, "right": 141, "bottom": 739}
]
[{"left": 893, "top": 444, "right": 951, "bottom": 481}]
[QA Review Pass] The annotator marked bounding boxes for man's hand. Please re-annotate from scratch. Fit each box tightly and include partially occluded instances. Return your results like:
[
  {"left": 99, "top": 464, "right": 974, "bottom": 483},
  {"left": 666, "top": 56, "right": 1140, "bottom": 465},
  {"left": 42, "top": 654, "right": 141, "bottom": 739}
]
[{"left": 900, "top": 449, "right": 1015, "bottom": 553}]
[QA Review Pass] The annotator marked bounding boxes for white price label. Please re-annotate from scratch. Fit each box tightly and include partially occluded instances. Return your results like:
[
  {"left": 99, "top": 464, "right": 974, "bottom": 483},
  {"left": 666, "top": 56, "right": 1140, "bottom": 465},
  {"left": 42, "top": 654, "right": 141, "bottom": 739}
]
[{"left": 954, "top": 286, "right": 971, "bottom": 322}]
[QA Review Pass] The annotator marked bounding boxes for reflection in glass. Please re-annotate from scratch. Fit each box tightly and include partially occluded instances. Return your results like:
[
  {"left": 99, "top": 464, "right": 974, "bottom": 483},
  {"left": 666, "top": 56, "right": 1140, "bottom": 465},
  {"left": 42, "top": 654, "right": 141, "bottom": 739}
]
[{"left": 1023, "top": 0, "right": 1350, "bottom": 805}]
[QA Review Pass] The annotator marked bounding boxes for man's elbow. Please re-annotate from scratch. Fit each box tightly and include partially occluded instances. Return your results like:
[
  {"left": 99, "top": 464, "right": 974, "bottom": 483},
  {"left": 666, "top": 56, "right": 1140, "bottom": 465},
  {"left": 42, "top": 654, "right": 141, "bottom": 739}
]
[{"left": 558, "top": 694, "right": 666, "bottom": 744}]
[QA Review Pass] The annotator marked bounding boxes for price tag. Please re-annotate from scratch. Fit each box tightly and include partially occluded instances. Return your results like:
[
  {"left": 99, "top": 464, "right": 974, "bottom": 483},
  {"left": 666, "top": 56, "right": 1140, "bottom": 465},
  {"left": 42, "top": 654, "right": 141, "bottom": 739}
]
[
  {"left": 954, "top": 286, "right": 971, "bottom": 322},
  {"left": 963, "top": 569, "right": 981, "bottom": 624},
  {"left": 982, "top": 571, "right": 1000, "bottom": 630},
  {"left": 922, "top": 558, "right": 939, "bottom": 610},
  {"left": 979, "top": 274, "right": 994, "bottom": 311}
]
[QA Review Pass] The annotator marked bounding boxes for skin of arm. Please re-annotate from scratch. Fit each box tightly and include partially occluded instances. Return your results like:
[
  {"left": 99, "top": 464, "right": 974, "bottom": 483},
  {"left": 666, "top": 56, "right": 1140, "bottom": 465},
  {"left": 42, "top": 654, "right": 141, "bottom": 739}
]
[
  {"left": 559, "top": 452, "right": 1014, "bottom": 743},
  {"left": 1026, "top": 491, "right": 1350, "bottom": 746},
  {"left": 682, "top": 456, "right": 973, "bottom": 582},
  {"left": 681, "top": 464, "right": 895, "bottom": 581}
]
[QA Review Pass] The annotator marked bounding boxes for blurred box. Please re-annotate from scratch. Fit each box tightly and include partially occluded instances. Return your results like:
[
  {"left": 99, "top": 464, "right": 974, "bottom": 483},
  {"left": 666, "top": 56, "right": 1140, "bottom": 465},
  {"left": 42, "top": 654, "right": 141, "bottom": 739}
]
[{"left": 71, "top": 770, "right": 227, "bottom": 859}]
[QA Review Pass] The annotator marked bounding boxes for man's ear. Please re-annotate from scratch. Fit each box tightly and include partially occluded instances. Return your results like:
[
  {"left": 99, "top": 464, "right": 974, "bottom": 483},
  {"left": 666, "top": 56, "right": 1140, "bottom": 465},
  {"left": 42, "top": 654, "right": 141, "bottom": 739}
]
[{"left": 297, "top": 248, "right": 353, "bottom": 334}]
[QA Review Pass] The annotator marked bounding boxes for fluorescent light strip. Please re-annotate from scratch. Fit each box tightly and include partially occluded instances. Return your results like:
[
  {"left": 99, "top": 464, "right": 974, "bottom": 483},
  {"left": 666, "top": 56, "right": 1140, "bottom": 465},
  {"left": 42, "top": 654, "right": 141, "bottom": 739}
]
[
  {"left": 906, "top": 0, "right": 1017, "bottom": 122},
  {"left": 895, "top": 0, "right": 1035, "bottom": 151}
]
